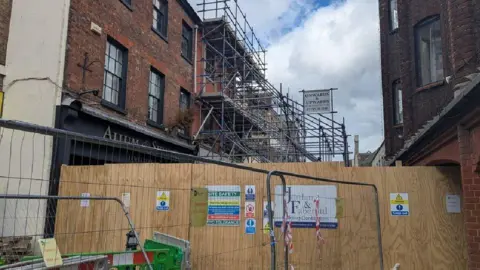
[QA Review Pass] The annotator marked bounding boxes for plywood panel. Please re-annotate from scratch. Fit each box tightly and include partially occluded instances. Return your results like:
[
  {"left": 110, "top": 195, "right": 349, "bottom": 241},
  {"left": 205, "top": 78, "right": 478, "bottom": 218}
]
[{"left": 55, "top": 163, "right": 466, "bottom": 270}]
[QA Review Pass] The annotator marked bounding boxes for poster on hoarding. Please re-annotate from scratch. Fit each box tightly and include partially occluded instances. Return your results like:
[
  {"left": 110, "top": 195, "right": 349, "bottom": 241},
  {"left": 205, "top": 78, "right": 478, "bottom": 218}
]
[
  {"left": 274, "top": 185, "right": 338, "bottom": 229},
  {"left": 207, "top": 186, "right": 241, "bottom": 226}
]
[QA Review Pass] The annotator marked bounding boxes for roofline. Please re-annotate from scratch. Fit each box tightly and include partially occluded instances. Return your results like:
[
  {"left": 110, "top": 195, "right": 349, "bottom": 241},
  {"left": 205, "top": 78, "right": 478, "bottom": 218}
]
[
  {"left": 177, "top": 0, "right": 202, "bottom": 25},
  {"left": 387, "top": 75, "right": 480, "bottom": 165}
]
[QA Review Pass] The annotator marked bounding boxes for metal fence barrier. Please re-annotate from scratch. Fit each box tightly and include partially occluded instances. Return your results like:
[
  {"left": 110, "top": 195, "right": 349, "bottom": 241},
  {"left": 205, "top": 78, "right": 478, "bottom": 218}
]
[{"left": 0, "top": 119, "right": 383, "bottom": 270}]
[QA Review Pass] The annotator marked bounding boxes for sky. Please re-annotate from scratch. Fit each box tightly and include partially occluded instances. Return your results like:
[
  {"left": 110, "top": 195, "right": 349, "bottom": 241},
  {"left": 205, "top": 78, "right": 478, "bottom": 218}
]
[{"left": 188, "top": 0, "right": 383, "bottom": 153}]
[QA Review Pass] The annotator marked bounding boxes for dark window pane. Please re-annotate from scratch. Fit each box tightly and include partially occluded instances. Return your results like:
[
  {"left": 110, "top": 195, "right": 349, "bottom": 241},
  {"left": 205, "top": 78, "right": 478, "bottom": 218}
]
[
  {"left": 393, "top": 81, "right": 403, "bottom": 125},
  {"left": 148, "top": 69, "right": 165, "bottom": 123},
  {"left": 153, "top": 0, "right": 167, "bottom": 36},
  {"left": 182, "top": 23, "right": 193, "bottom": 60},
  {"left": 415, "top": 17, "right": 443, "bottom": 86},
  {"left": 103, "top": 39, "right": 126, "bottom": 106},
  {"left": 390, "top": 0, "right": 398, "bottom": 30}
]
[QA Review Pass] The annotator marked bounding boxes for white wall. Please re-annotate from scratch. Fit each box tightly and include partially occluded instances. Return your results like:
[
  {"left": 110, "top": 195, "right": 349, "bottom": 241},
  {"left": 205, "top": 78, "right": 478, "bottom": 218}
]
[
  {"left": 371, "top": 143, "right": 386, "bottom": 167},
  {"left": 0, "top": 0, "right": 70, "bottom": 242}
]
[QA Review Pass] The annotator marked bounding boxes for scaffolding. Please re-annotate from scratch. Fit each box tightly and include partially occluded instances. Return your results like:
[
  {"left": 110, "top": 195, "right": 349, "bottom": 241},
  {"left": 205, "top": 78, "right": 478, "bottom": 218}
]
[{"left": 194, "top": 0, "right": 350, "bottom": 164}]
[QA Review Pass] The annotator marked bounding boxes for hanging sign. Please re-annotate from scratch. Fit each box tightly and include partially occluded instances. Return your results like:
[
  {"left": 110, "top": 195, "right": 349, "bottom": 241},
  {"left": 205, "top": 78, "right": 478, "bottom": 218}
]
[
  {"left": 390, "top": 193, "right": 409, "bottom": 216},
  {"left": 207, "top": 185, "right": 241, "bottom": 226},
  {"left": 274, "top": 185, "right": 338, "bottom": 229},
  {"left": 156, "top": 191, "right": 170, "bottom": 211},
  {"left": 303, "top": 90, "right": 331, "bottom": 114}
]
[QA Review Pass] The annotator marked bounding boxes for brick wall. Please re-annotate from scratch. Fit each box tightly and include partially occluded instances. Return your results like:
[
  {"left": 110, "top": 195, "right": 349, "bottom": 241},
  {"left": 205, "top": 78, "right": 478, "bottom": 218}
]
[
  {"left": 64, "top": 0, "right": 200, "bottom": 136},
  {"left": 0, "top": 0, "right": 12, "bottom": 66},
  {"left": 380, "top": 0, "right": 471, "bottom": 157},
  {"left": 459, "top": 123, "right": 480, "bottom": 269}
]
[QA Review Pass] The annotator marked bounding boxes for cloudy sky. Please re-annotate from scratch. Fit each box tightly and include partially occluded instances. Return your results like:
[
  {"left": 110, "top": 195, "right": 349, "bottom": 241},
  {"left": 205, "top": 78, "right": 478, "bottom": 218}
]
[{"left": 189, "top": 0, "right": 383, "bottom": 153}]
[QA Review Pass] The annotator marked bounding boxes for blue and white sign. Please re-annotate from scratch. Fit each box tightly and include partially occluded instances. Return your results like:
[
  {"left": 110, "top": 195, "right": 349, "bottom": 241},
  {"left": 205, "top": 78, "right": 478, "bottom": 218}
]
[
  {"left": 245, "top": 218, "right": 256, "bottom": 234},
  {"left": 390, "top": 193, "right": 409, "bottom": 216},
  {"left": 245, "top": 185, "right": 256, "bottom": 201},
  {"left": 274, "top": 185, "right": 338, "bottom": 229},
  {"left": 156, "top": 191, "right": 170, "bottom": 211}
]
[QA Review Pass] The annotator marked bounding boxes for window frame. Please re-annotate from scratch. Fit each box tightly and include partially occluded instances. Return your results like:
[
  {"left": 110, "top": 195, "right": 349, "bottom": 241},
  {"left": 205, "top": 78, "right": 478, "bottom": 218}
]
[
  {"left": 152, "top": 0, "right": 168, "bottom": 40},
  {"left": 414, "top": 15, "right": 444, "bottom": 87},
  {"left": 102, "top": 37, "right": 128, "bottom": 113},
  {"left": 392, "top": 80, "right": 403, "bottom": 126},
  {"left": 178, "top": 88, "right": 191, "bottom": 136},
  {"left": 181, "top": 21, "right": 193, "bottom": 62},
  {"left": 389, "top": 0, "right": 399, "bottom": 31},
  {"left": 147, "top": 68, "right": 166, "bottom": 126}
]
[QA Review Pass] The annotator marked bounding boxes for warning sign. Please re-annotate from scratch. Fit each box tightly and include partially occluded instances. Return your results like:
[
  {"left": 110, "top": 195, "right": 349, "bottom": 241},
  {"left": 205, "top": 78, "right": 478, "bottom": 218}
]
[
  {"left": 245, "top": 201, "right": 255, "bottom": 218},
  {"left": 156, "top": 191, "right": 170, "bottom": 211},
  {"left": 390, "top": 193, "right": 409, "bottom": 216}
]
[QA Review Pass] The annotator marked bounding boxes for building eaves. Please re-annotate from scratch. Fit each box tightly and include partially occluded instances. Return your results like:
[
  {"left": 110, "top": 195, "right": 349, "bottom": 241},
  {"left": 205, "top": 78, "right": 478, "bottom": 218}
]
[
  {"left": 387, "top": 71, "right": 480, "bottom": 165},
  {"left": 80, "top": 103, "right": 197, "bottom": 152},
  {"left": 177, "top": 0, "right": 202, "bottom": 25}
]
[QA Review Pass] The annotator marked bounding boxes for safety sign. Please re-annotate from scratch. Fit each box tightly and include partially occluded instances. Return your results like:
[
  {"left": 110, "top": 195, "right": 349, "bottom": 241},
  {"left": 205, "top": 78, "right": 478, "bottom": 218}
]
[
  {"left": 156, "top": 191, "right": 170, "bottom": 211},
  {"left": 245, "top": 201, "right": 255, "bottom": 218},
  {"left": 245, "top": 218, "right": 256, "bottom": 234},
  {"left": 390, "top": 193, "right": 409, "bottom": 216},
  {"left": 80, "top": 193, "right": 90, "bottom": 208},
  {"left": 245, "top": 185, "right": 256, "bottom": 201},
  {"left": 207, "top": 185, "right": 241, "bottom": 226},
  {"left": 263, "top": 201, "right": 274, "bottom": 234}
]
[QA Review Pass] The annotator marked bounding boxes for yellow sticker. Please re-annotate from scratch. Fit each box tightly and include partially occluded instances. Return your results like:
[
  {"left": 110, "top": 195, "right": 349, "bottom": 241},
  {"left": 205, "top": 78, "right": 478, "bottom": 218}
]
[
  {"left": 38, "top": 238, "right": 63, "bottom": 267},
  {"left": 335, "top": 198, "right": 344, "bottom": 218},
  {"left": 390, "top": 194, "right": 408, "bottom": 204},
  {"left": 190, "top": 188, "right": 208, "bottom": 227}
]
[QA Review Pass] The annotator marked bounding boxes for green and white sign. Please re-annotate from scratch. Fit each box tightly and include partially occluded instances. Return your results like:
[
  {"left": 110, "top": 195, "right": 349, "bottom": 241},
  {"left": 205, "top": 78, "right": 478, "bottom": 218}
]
[{"left": 206, "top": 185, "right": 241, "bottom": 226}]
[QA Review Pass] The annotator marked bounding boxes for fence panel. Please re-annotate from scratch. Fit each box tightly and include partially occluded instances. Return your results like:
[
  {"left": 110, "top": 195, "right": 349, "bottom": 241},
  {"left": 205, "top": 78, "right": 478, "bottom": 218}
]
[
  {"left": 266, "top": 171, "right": 381, "bottom": 270},
  {"left": 0, "top": 124, "right": 151, "bottom": 268},
  {"left": 0, "top": 119, "right": 468, "bottom": 269}
]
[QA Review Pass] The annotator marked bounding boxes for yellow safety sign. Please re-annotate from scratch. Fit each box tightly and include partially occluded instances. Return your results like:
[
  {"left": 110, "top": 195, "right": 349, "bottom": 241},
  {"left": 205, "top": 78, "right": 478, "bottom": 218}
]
[{"left": 390, "top": 194, "right": 408, "bottom": 204}]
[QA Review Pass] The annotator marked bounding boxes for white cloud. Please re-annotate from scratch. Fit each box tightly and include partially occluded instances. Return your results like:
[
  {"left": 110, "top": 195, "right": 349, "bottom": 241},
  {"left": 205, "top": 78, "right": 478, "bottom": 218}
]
[
  {"left": 189, "top": 0, "right": 383, "bottom": 153},
  {"left": 265, "top": 0, "right": 383, "bottom": 153}
]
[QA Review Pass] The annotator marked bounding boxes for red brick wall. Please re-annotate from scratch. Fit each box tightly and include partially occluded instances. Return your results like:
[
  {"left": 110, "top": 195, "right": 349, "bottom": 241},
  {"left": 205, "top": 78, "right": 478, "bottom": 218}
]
[
  {"left": 379, "top": 0, "right": 480, "bottom": 157},
  {"left": 0, "top": 0, "right": 12, "bottom": 66},
  {"left": 64, "top": 0, "right": 200, "bottom": 136},
  {"left": 459, "top": 122, "right": 480, "bottom": 269},
  {"left": 414, "top": 137, "right": 460, "bottom": 165}
]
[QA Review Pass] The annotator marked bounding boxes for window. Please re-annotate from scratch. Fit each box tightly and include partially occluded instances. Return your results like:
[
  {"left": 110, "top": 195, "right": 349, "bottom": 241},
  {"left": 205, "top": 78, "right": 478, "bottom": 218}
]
[
  {"left": 415, "top": 16, "right": 443, "bottom": 86},
  {"left": 389, "top": 0, "right": 398, "bottom": 31},
  {"left": 181, "top": 22, "right": 193, "bottom": 61},
  {"left": 179, "top": 89, "right": 190, "bottom": 111},
  {"left": 179, "top": 89, "right": 191, "bottom": 136},
  {"left": 148, "top": 69, "right": 165, "bottom": 124},
  {"left": 393, "top": 80, "right": 403, "bottom": 125},
  {"left": 153, "top": 0, "right": 168, "bottom": 37},
  {"left": 103, "top": 39, "right": 127, "bottom": 109}
]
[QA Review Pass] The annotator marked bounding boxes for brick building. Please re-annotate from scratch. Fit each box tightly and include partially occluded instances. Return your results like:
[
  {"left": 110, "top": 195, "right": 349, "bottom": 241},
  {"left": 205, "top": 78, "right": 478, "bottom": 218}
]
[
  {"left": 0, "top": 0, "right": 202, "bottom": 238},
  {"left": 379, "top": 0, "right": 480, "bottom": 267}
]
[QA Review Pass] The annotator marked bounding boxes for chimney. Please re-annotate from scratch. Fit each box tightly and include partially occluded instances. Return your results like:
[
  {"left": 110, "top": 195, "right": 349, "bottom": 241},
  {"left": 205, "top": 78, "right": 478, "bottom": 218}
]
[{"left": 354, "top": 135, "right": 359, "bottom": 167}]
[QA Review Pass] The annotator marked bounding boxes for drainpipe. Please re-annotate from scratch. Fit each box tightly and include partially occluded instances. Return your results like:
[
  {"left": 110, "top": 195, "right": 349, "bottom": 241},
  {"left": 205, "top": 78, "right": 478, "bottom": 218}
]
[{"left": 193, "top": 25, "right": 198, "bottom": 94}]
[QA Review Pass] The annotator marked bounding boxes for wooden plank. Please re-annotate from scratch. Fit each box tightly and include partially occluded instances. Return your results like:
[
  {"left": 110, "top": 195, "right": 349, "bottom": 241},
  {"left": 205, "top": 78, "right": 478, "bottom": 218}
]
[{"left": 54, "top": 163, "right": 467, "bottom": 270}]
